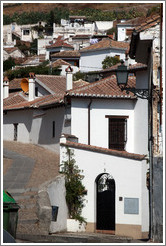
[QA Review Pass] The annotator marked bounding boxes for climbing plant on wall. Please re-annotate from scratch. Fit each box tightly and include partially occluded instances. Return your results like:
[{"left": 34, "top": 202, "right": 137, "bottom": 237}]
[{"left": 60, "top": 147, "right": 86, "bottom": 224}]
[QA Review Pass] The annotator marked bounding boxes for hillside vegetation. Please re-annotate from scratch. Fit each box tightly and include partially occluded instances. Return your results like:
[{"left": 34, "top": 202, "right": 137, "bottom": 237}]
[{"left": 3, "top": 3, "right": 160, "bottom": 25}]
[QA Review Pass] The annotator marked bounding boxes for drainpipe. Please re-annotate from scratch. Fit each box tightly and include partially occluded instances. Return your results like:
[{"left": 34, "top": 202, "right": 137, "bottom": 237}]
[
  {"left": 159, "top": 3, "right": 163, "bottom": 128},
  {"left": 148, "top": 44, "right": 154, "bottom": 241},
  {"left": 88, "top": 99, "right": 92, "bottom": 145}
]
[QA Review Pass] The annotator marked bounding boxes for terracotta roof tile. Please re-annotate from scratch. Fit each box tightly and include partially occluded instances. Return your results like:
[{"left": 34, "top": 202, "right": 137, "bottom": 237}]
[
  {"left": 3, "top": 92, "right": 27, "bottom": 108},
  {"left": 9, "top": 78, "right": 22, "bottom": 90},
  {"left": 46, "top": 39, "right": 73, "bottom": 49},
  {"left": 80, "top": 38, "right": 129, "bottom": 52},
  {"left": 36, "top": 75, "right": 67, "bottom": 94},
  {"left": 61, "top": 141, "right": 146, "bottom": 160},
  {"left": 67, "top": 74, "right": 136, "bottom": 99},
  {"left": 99, "top": 62, "right": 147, "bottom": 73},
  {"left": 4, "top": 47, "right": 19, "bottom": 54},
  {"left": 135, "top": 14, "right": 160, "bottom": 32},
  {"left": 4, "top": 75, "right": 90, "bottom": 110},
  {"left": 49, "top": 59, "right": 71, "bottom": 68},
  {"left": 73, "top": 79, "right": 89, "bottom": 88},
  {"left": 51, "top": 50, "right": 80, "bottom": 58}
]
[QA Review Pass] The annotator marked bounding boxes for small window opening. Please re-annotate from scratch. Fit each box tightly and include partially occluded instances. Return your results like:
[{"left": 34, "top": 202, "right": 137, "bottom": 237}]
[{"left": 52, "top": 121, "right": 55, "bottom": 138}]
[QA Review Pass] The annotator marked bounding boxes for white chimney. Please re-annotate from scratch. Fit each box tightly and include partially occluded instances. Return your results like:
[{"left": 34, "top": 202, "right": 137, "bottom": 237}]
[
  {"left": 65, "top": 66, "right": 73, "bottom": 91},
  {"left": 28, "top": 73, "right": 35, "bottom": 101},
  {"left": 3, "top": 77, "right": 9, "bottom": 99}
]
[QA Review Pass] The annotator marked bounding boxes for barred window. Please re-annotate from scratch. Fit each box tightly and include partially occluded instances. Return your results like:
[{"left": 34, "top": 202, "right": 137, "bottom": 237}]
[{"left": 106, "top": 116, "right": 128, "bottom": 151}]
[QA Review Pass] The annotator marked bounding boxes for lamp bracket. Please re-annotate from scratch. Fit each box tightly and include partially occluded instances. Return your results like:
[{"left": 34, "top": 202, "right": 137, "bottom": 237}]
[{"left": 120, "top": 86, "right": 149, "bottom": 99}]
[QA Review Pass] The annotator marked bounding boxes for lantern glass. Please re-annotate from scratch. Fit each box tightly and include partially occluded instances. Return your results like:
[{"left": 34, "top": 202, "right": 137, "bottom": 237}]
[{"left": 116, "top": 62, "right": 128, "bottom": 86}]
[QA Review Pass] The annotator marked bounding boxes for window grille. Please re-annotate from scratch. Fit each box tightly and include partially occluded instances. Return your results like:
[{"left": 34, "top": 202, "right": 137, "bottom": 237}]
[{"left": 109, "top": 118, "right": 127, "bottom": 150}]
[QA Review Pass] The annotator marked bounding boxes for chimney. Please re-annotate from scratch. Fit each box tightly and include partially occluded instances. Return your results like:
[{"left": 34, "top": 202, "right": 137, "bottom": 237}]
[
  {"left": 3, "top": 76, "right": 9, "bottom": 99},
  {"left": 65, "top": 66, "right": 73, "bottom": 91},
  {"left": 28, "top": 72, "right": 35, "bottom": 101}
]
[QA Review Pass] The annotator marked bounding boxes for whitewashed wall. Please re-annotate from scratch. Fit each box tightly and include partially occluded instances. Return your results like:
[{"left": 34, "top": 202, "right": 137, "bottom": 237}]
[
  {"left": 30, "top": 107, "right": 71, "bottom": 153},
  {"left": 4, "top": 106, "right": 71, "bottom": 154},
  {"left": 38, "top": 38, "right": 52, "bottom": 56},
  {"left": 3, "top": 110, "right": 33, "bottom": 143},
  {"left": 80, "top": 48, "right": 126, "bottom": 72},
  {"left": 71, "top": 98, "right": 148, "bottom": 155},
  {"left": 60, "top": 144, "right": 149, "bottom": 233},
  {"left": 47, "top": 175, "right": 68, "bottom": 233}
]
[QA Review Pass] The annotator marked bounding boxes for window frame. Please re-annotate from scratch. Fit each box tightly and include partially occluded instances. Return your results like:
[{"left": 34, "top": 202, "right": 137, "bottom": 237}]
[{"left": 105, "top": 115, "right": 128, "bottom": 151}]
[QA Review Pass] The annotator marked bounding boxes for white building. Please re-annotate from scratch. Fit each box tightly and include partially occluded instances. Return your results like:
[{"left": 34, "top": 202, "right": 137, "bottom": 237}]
[
  {"left": 94, "top": 21, "right": 114, "bottom": 35},
  {"left": 3, "top": 63, "right": 150, "bottom": 239},
  {"left": 3, "top": 47, "right": 25, "bottom": 61},
  {"left": 117, "top": 17, "right": 143, "bottom": 42},
  {"left": 59, "top": 67, "right": 149, "bottom": 239},
  {"left": 80, "top": 38, "right": 129, "bottom": 72},
  {"left": 3, "top": 73, "right": 88, "bottom": 153}
]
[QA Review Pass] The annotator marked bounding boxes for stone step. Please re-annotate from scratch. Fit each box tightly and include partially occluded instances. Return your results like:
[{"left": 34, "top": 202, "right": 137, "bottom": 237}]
[{"left": 16, "top": 233, "right": 134, "bottom": 243}]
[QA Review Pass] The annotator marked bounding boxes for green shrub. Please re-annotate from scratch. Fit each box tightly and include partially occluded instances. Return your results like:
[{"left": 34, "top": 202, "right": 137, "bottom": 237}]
[
  {"left": 60, "top": 148, "right": 86, "bottom": 224},
  {"left": 3, "top": 57, "right": 15, "bottom": 72},
  {"left": 102, "top": 55, "right": 120, "bottom": 69}
]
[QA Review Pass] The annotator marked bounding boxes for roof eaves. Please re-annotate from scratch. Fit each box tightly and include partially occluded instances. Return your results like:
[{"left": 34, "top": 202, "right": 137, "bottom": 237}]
[{"left": 61, "top": 141, "right": 146, "bottom": 160}]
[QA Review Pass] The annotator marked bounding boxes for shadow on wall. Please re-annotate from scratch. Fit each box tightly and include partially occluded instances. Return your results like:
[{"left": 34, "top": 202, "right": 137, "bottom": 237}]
[
  {"left": 37, "top": 108, "right": 65, "bottom": 146},
  {"left": 36, "top": 175, "right": 68, "bottom": 234}
]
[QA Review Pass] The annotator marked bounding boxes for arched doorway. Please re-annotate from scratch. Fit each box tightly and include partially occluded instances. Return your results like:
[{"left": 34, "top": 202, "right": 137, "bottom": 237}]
[{"left": 96, "top": 173, "right": 115, "bottom": 231}]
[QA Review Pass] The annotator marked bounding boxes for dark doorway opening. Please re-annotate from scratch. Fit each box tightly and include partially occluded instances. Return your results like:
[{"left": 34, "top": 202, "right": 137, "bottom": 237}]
[{"left": 96, "top": 173, "right": 115, "bottom": 232}]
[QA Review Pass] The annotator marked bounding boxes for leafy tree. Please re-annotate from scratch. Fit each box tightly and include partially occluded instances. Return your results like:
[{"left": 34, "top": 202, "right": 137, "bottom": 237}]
[
  {"left": 102, "top": 56, "right": 120, "bottom": 69},
  {"left": 73, "top": 71, "right": 86, "bottom": 81},
  {"left": 60, "top": 148, "right": 86, "bottom": 223},
  {"left": 3, "top": 57, "right": 15, "bottom": 72},
  {"left": 5, "top": 63, "right": 60, "bottom": 80}
]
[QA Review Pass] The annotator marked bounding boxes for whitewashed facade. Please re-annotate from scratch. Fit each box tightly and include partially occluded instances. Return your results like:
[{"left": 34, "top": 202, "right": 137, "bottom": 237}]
[{"left": 80, "top": 48, "right": 126, "bottom": 72}]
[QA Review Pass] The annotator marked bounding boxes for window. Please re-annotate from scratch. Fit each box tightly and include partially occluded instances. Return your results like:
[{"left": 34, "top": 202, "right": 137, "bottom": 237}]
[
  {"left": 35, "top": 87, "right": 38, "bottom": 97},
  {"left": 52, "top": 121, "right": 55, "bottom": 138},
  {"left": 106, "top": 116, "right": 128, "bottom": 150},
  {"left": 13, "top": 123, "right": 18, "bottom": 141},
  {"left": 23, "top": 29, "right": 30, "bottom": 35}
]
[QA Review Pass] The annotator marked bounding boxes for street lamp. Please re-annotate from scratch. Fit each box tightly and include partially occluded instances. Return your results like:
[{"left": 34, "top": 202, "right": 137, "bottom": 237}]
[
  {"left": 116, "top": 60, "right": 128, "bottom": 86},
  {"left": 116, "top": 60, "right": 154, "bottom": 99}
]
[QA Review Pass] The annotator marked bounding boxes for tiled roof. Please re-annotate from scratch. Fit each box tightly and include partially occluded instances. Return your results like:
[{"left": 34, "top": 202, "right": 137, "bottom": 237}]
[
  {"left": 4, "top": 75, "right": 90, "bottom": 110},
  {"left": 80, "top": 38, "right": 129, "bottom": 52},
  {"left": 21, "top": 55, "right": 45, "bottom": 65},
  {"left": 73, "top": 79, "right": 89, "bottom": 88},
  {"left": 51, "top": 50, "right": 80, "bottom": 58},
  {"left": 117, "top": 17, "right": 145, "bottom": 26},
  {"left": 135, "top": 14, "right": 160, "bottom": 32},
  {"left": 4, "top": 47, "right": 19, "bottom": 54},
  {"left": 35, "top": 75, "right": 67, "bottom": 95},
  {"left": 50, "top": 59, "right": 71, "bottom": 68},
  {"left": 61, "top": 141, "right": 146, "bottom": 160},
  {"left": 72, "top": 35, "right": 91, "bottom": 39},
  {"left": 3, "top": 93, "right": 64, "bottom": 111},
  {"left": 67, "top": 74, "right": 136, "bottom": 99},
  {"left": 46, "top": 39, "right": 73, "bottom": 49},
  {"left": 9, "top": 78, "right": 22, "bottom": 90},
  {"left": 99, "top": 62, "right": 147, "bottom": 73},
  {"left": 3, "top": 92, "right": 27, "bottom": 108}
]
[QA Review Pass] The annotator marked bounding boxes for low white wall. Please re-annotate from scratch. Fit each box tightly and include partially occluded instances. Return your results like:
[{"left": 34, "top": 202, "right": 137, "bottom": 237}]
[
  {"left": 60, "top": 144, "right": 149, "bottom": 233},
  {"left": 47, "top": 175, "right": 68, "bottom": 233}
]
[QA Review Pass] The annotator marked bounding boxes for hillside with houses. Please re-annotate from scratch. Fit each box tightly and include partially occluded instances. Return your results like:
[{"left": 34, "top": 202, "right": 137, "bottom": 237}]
[{"left": 3, "top": 2, "right": 163, "bottom": 243}]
